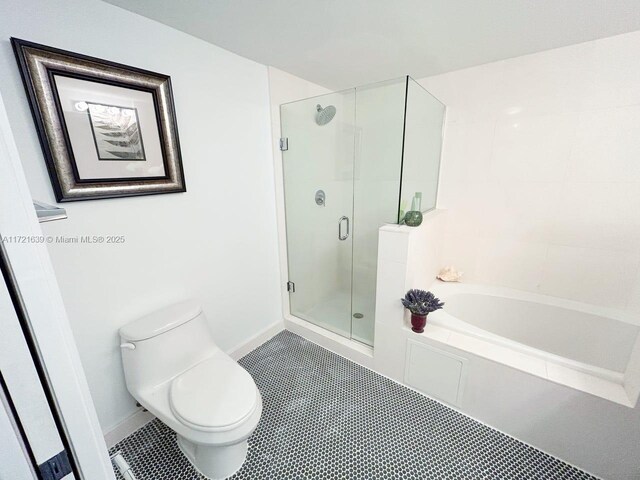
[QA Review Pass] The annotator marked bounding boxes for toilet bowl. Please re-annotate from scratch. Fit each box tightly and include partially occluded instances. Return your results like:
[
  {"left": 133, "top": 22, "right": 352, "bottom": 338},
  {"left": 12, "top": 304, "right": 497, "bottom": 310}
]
[{"left": 119, "top": 300, "right": 262, "bottom": 479}]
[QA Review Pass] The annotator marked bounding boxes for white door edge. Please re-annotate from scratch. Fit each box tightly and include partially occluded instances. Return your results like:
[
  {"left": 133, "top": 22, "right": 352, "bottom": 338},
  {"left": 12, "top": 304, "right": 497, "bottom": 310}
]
[{"left": 0, "top": 86, "right": 114, "bottom": 479}]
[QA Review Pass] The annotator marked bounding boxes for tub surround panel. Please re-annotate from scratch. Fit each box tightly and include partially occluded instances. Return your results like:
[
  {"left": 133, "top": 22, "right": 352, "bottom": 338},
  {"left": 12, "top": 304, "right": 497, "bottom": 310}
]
[
  {"left": 447, "top": 330, "right": 547, "bottom": 379},
  {"left": 419, "top": 29, "right": 640, "bottom": 315},
  {"left": 373, "top": 211, "right": 445, "bottom": 380},
  {"left": 374, "top": 212, "right": 444, "bottom": 324},
  {"left": 371, "top": 322, "right": 407, "bottom": 381},
  {"left": 404, "top": 341, "right": 468, "bottom": 407},
  {"left": 456, "top": 345, "right": 639, "bottom": 480},
  {"left": 625, "top": 337, "right": 640, "bottom": 404},
  {"left": 375, "top": 217, "right": 640, "bottom": 478},
  {"left": 374, "top": 259, "right": 409, "bottom": 328},
  {"left": 391, "top": 280, "right": 637, "bottom": 407}
]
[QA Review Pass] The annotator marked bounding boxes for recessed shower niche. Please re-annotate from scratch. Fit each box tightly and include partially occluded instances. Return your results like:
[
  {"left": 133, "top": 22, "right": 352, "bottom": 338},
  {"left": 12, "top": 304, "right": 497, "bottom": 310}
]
[{"left": 281, "top": 76, "right": 445, "bottom": 346}]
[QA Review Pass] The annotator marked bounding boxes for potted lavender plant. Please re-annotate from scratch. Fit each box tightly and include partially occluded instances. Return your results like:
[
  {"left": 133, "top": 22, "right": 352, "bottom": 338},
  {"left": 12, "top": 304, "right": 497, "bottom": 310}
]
[{"left": 401, "top": 289, "right": 444, "bottom": 333}]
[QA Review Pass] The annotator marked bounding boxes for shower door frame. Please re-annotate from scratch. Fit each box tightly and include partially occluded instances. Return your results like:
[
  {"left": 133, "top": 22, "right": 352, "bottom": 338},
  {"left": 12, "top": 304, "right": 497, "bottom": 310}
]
[
  {"left": 274, "top": 92, "right": 375, "bottom": 362},
  {"left": 280, "top": 90, "right": 359, "bottom": 344}
]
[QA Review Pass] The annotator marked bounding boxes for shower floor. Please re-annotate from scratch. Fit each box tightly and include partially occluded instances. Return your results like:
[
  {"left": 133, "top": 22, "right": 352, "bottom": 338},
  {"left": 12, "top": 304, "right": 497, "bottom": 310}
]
[
  {"left": 303, "top": 291, "right": 375, "bottom": 345},
  {"left": 109, "top": 331, "right": 595, "bottom": 480}
]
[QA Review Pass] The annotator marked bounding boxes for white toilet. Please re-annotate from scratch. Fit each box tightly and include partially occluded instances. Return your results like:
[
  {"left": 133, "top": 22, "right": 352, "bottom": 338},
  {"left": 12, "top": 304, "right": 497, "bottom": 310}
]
[{"left": 119, "top": 300, "right": 262, "bottom": 479}]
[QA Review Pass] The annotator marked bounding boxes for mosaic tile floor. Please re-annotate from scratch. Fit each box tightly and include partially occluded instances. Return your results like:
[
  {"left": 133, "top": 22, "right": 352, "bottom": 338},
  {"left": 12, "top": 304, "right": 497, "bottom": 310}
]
[{"left": 110, "top": 330, "right": 597, "bottom": 479}]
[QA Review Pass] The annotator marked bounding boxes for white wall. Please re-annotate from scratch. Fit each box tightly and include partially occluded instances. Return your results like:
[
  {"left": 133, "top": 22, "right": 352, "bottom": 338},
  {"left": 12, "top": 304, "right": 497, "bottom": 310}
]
[
  {"left": 419, "top": 30, "right": 640, "bottom": 317},
  {"left": 0, "top": 0, "right": 282, "bottom": 433}
]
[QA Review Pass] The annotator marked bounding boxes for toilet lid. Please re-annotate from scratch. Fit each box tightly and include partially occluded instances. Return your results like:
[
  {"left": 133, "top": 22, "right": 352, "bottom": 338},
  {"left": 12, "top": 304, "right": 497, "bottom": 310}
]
[{"left": 170, "top": 356, "right": 258, "bottom": 431}]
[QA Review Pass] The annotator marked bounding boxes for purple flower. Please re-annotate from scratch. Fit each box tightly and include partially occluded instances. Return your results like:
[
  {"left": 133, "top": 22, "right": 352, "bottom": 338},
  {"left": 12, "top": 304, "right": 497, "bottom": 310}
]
[{"left": 401, "top": 289, "right": 444, "bottom": 315}]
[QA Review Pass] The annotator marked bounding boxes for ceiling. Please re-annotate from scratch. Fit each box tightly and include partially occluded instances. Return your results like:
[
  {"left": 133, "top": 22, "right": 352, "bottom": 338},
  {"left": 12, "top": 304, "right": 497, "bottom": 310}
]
[{"left": 103, "top": 0, "right": 640, "bottom": 90}]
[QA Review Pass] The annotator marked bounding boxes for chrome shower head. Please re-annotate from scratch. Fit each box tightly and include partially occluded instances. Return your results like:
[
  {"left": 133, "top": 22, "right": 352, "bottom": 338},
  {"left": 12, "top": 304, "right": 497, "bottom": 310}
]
[{"left": 315, "top": 104, "right": 336, "bottom": 126}]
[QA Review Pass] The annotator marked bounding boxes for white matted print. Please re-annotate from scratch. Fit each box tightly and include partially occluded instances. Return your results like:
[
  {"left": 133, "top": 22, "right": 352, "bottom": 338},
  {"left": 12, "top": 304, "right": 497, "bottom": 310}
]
[
  {"left": 53, "top": 75, "right": 166, "bottom": 180},
  {"left": 87, "top": 102, "right": 145, "bottom": 161}
]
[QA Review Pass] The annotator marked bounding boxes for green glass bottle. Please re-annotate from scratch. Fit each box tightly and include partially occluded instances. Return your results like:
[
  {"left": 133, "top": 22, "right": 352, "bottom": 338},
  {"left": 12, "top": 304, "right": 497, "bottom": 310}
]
[{"left": 404, "top": 210, "right": 423, "bottom": 227}]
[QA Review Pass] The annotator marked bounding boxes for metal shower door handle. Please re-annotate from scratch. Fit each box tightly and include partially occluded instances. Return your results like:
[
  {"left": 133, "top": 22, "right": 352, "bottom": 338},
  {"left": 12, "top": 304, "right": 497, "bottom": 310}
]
[{"left": 338, "top": 216, "right": 350, "bottom": 240}]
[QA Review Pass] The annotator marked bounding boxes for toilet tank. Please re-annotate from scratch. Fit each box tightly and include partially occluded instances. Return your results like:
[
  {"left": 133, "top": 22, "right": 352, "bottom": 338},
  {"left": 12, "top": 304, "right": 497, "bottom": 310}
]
[{"left": 119, "top": 300, "right": 220, "bottom": 394}]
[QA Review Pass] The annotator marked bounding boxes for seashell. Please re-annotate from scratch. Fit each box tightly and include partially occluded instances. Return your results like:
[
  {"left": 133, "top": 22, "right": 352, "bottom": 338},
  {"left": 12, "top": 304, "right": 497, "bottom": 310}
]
[{"left": 437, "top": 266, "right": 463, "bottom": 282}]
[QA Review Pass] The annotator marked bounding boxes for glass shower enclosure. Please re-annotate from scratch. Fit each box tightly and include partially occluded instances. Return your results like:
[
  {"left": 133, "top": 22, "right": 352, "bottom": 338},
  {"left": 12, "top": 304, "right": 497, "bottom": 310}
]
[{"left": 281, "top": 76, "right": 445, "bottom": 346}]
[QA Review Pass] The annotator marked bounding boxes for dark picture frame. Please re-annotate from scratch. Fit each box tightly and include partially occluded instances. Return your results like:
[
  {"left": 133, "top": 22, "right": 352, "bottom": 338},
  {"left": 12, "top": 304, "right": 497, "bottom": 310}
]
[{"left": 11, "top": 38, "right": 186, "bottom": 202}]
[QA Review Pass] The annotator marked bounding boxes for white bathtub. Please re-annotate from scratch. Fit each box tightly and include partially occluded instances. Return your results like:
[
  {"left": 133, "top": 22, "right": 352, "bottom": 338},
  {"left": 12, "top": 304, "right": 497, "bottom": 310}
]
[{"left": 426, "top": 281, "right": 640, "bottom": 407}]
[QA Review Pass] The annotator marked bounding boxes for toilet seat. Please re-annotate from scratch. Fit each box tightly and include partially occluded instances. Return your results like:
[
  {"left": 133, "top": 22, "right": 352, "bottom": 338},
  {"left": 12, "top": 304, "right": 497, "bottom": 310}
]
[{"left": 169, "top": 356, "right": 259, "bottom": 432}]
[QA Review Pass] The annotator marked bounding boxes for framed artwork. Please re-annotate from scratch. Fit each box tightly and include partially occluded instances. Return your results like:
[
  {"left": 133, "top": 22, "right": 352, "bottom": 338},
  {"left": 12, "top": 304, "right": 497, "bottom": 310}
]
[{"left": 12, "top": 38, "right": 186, "bottom": 202}]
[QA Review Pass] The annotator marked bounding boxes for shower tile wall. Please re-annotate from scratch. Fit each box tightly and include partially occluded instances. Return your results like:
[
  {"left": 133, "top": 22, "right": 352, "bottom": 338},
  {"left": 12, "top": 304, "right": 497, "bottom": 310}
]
[
  {"left": 420, "top": 30, "right": 640, "bottom": 315},
  {"left": 400, "top": 79, "right": 445, "bottom": 217}
]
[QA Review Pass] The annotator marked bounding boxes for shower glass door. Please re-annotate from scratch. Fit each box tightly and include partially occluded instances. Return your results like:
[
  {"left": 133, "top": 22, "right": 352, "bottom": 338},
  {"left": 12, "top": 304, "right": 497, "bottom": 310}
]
[{"left": 281, "top": 90, "right": 356, "bottom": 340}]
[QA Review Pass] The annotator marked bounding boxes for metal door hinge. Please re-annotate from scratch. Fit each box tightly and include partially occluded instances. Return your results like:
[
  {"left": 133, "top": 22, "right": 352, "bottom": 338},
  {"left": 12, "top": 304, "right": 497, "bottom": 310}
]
[
  {"left": 280, "top": 137, "right": 288, "bottom": 151},
  {"left": 39, "top": 450, "right": 72, "bottom": 480},
  {"left": 287, "top": 281, "right": 295, "bottom": 293}
]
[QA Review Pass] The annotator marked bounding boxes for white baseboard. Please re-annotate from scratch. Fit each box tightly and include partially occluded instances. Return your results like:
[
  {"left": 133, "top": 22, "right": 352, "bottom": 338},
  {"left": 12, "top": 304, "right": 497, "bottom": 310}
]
[
  {"left": 228, "top": 319, "right": 285, "bottom": 360},
  {"left": 284, "top": 314, "right": 374, "bottom": 369},
  {"left": 104, "top": 408, "right": 155, "bottom": 448}
]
